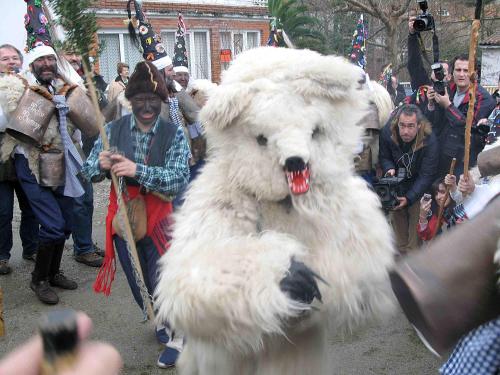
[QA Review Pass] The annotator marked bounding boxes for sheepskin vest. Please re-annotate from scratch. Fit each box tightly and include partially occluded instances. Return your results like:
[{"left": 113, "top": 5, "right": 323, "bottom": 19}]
[
  {"left": 0, "top": 74, "right": 80, "bottom": 183},
  {"left": 108, "top": 114, "right": 178, "bottom": 187}
]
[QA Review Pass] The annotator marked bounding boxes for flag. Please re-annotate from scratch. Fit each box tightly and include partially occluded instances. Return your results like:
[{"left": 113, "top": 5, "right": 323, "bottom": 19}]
[
  {"left": 378, "top": 63, "right": 392, "bottom": 87},
  {"left": 267, "top": 17, "right": 283, "bottom": 47},
  {"left": 267, "top": 17, "right": 293, "bottom": 48},
  {"left": 349, "top": 14, "right": 367, "bottom": 70}
]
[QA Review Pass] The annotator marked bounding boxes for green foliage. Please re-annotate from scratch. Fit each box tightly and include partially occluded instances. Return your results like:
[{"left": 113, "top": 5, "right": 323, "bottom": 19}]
[
  {"left": 47, "top": 0, "right": 100, "bottom": 67},
  {"left": 268, "top": 0, "right": 326, "bottom": 51}
]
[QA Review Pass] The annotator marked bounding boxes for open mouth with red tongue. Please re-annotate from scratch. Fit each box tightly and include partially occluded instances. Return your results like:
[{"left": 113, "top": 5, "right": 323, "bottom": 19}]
[{"left": 285, "top": 165, "right": 310, "bottom": 195}]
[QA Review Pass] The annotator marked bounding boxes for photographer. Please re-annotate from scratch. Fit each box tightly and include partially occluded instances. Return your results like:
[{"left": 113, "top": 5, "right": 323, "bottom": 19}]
[
  {"left": 417, "top": 177, "right": 457, "bottom": 242},
  {"left": 426, "top": 54, "right": 495, "bottom": 178},
  {"left": 379, "top": 104, "right": 439, "bottom": 252},
  {"left": 407, "top": 11, "right": 451, "bottom": 119}
]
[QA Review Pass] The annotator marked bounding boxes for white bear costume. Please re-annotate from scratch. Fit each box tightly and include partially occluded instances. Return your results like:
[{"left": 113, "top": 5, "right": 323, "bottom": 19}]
[{"left": 155, "top": 47, "right": 396, "bottom": 375}]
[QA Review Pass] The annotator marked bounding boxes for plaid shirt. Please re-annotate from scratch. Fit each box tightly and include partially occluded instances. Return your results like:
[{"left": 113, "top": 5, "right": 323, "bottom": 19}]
[
  {"left": 440, "top": 318, "right": 500, "bottom": 375},
  {"left": 168, "top": 97, "right": 183, "bottom": 129},
  {"left": 82, "top": 116, "right": 190, "bottom": 196}
]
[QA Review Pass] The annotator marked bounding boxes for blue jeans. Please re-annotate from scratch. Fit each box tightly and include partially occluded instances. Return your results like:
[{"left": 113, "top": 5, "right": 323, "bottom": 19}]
[
  {"left": 114, "top": 235, "right": 161, "bottom": 312},
  {"left": 0, "top": 180, "right": 39, "bottom": 261},
  {"left": 14, "top": 155, "right": 73, "bottom": 245},
  {"left": 72, "top": 178, "right": 94, "bottom": 255}
]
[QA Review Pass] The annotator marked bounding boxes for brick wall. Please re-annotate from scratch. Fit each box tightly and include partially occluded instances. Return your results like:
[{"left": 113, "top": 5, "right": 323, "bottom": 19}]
[{"left": 94, "top": 1, "right": 269, "bottom": 82}]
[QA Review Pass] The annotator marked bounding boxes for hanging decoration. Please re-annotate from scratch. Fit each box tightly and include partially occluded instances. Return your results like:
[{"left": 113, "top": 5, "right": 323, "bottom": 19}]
[{"left": 349, "top": 14, "right": 367, "bottom": 70}]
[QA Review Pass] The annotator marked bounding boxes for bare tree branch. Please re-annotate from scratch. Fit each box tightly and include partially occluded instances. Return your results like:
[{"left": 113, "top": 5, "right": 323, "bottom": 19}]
[
  {"left": 366, "top": 40, "right": 387, "bottom": 49},
  {"left": 393, "top": 0, "right": 412, "bottom": 18},
  {"left": 344, "top": 0, "right": 379, "bottom": 18}
]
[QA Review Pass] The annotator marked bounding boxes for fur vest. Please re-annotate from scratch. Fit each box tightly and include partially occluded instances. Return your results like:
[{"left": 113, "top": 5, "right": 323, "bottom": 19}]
[{"left": 0, "top": 73, "right": 80, "bottom": 183}]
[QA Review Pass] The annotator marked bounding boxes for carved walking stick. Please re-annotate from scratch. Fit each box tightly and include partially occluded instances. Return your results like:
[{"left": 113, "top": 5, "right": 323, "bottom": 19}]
[{"left": 463, "top": 0, "right": 482, "bottom": 180}]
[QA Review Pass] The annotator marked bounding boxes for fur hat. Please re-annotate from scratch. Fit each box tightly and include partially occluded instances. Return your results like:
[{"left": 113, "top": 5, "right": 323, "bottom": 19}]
[
  {"left": 127, "top": 0, "right": 172, "bottom": 71},
  {"left": 125, "top": 61, "right": 168, "bottom": 101}
]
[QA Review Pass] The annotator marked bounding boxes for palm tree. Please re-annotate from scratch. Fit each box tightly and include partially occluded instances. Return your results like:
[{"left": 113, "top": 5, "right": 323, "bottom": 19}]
[{"left": 268, "top": 0, "right": 325, "bottom": 51}]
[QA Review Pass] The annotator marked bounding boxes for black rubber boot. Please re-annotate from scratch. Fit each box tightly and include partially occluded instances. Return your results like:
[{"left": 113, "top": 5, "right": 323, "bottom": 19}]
[
  {"left": 49, "top": 241, "right": 77, "bottom": 290},
  {"left": 31, "top": 242, "right": 58, "bottom": 304}
]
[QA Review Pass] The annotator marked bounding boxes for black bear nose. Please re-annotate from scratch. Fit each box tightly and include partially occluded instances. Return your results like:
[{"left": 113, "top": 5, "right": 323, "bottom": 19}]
[{"left": 285, "top": 157, "right": 306, "bottom": 172}]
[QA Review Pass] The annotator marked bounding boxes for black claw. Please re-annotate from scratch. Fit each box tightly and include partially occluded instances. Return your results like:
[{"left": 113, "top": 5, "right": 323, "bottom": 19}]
[{"left": 279, "top": 258, "right": 324, "bottom": 305}]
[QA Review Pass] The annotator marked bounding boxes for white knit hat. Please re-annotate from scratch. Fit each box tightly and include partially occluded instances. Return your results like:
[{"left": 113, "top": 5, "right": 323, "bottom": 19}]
[{"left": 26, "top": 45, "right": 56, "bottom": 65}]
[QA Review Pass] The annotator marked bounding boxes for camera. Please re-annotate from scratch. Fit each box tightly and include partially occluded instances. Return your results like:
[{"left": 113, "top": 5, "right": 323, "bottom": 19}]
[
  {"left": 373, "top": 168, "right": 407, "bottom": 211},
  {"left": 414, "top": 0, "right": 435, "bottom": 32},
  {"left": 431, "top": 63, "right": 446, "bottom": 95}
]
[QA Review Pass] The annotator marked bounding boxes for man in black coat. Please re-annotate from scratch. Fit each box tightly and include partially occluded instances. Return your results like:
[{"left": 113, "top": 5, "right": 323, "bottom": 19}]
[
  {"left": 379, "top": 104, "right": 439, "bottom": 253},
  {"left": 425, "top": 54, "right": 495, "bottom": 178},
  {"left": 406, "top": 15, "right": 451, "bottom": 120}
]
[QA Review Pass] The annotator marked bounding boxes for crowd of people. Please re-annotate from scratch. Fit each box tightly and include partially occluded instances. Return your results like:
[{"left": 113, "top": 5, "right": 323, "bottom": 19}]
[
  {"left": 0, "top": 2, "right": 499, "bottom": 373},
  {"left": 360, "top": 16, "right": 499, "bottom": 256}
]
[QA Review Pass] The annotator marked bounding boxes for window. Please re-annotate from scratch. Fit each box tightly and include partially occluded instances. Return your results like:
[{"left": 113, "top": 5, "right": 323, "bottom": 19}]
[
  {"left": 161, "top": 30, "right": 210, "bottom": 80},
  {"left": 97, "top": 31, "right": 144, "bottom": 84},
  {"left": 219, "top": 30, "right": 261, "bottom": 69},
  {"left": 97, "top": 29, "right": 210, "bottom": 83}
]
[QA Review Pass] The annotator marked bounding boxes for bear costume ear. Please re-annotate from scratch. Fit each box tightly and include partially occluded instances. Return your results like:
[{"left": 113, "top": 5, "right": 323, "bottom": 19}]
[
  {"left": 288, "top": 57, "right": 367, "bottom": 103},
  {"left": 199, "top": 83, "right": 254, "bottom": 130}
]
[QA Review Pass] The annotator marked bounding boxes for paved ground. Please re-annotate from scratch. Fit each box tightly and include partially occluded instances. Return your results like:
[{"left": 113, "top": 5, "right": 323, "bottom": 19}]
[{"left": 0, "top": 182, "right": 443, "bottom": 374}]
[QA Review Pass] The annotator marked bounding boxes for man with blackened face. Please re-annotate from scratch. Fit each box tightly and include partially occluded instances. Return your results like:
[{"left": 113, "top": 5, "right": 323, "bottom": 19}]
[
  {"left": 81, "top": 61, "right": 190, "bottom": 365},
  {"left": 31, "top": 54, "right": 58, "bottom": 86}
]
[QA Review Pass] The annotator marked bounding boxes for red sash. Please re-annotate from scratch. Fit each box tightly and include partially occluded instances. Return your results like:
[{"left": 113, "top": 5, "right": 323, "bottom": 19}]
[{"left": 93, "top": 184, "right": 173, "bottom": 296}]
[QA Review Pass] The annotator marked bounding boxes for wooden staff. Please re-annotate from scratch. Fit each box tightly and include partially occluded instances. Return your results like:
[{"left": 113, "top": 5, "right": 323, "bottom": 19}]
[
  {"left": 43, "top": 0, "right": 154, "bottom": 322},
  {"left": 82, "top": 63, "right": 155, "bottom": 322},
  {"left": 463, "top": 0, "right": 483, "bottom": 180},
  {"left": 431, "top": 158, "right": 456, "bottom": 239}
]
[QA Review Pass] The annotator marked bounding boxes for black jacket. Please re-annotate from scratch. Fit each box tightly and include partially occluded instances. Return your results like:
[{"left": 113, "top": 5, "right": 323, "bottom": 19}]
[
  {"left": 424, "top": 83, "right": 496, "bottom": 164},
  {"left": 379, "top": 120, "right": 439, "bottom": 205},
  {"left": 407, "top": 32, "right": 431, "bottom": 91}
]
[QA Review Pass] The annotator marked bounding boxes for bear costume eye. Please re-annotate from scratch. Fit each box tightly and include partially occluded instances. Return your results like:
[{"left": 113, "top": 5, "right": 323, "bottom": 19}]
[
  {"left": 312, "top": 126, "right": 322, "bottom": 139},
  {"left": 256, "top": 134, "right": 268, "bottom": 146}
]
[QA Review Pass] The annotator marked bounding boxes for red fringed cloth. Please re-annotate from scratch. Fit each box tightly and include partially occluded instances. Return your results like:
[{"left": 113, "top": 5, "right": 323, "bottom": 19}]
[{"left": 94, "top": 184, "right": 173, "bottom": 296}]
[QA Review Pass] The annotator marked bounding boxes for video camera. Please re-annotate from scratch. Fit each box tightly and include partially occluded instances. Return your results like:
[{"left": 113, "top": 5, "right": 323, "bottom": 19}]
[
  {"left": 431, "top": 63, "right": 446, "bottom": 95},
  {"left": 414, "top": 0, "right": 435, "bottom": 32},
  {"left": 373, "top": 168, "right": 407, "bottom": 211}
]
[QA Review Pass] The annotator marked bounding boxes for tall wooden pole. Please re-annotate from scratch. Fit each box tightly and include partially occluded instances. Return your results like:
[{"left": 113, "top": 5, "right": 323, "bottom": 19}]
[
  {"left": 463, "top": 0, "right": 482, "bottom": 180},
  {"left": 44, "top": 0, "right": 154, "bottom": 321},
  {"left": 82, "top": 63, "right": 155, "bottom": 322}
]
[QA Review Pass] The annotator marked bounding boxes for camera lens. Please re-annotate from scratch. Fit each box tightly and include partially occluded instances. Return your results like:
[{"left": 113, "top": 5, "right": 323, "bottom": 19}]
[{"left": 413, "top": 18, "right": 428, "bottom": 32}]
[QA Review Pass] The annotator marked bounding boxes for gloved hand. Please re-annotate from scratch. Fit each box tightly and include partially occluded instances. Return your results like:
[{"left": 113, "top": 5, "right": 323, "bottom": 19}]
[{"left": 279, "top": 258, "right": 323, "bottom": 304}]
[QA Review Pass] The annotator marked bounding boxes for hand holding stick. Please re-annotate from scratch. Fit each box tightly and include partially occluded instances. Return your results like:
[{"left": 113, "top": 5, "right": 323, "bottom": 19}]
[{"left": 431, "top": 158, "right": 456, "bottom": 239}]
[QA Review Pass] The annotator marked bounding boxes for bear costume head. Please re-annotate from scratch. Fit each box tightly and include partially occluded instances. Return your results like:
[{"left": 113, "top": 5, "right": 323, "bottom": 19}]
[{"left": 200, "top": 47, "right": 371, "bottom": 203}]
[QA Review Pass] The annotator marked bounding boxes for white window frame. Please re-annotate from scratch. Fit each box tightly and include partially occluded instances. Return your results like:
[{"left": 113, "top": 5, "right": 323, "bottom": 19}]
[
  {"left": 220, "top": 30, "right": 261, "bottom": 57},
  {"left": 97, "top": 29, "right": 128, "bottom": 63},
  {"left": 161, "top": 28, "right": 212, "bottom": 81}
]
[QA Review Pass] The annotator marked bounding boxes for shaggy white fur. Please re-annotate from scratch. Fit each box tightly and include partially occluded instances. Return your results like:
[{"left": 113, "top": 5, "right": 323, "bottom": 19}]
[{"left": 155, "top": 47, "right": 396, "bottom": 375}]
